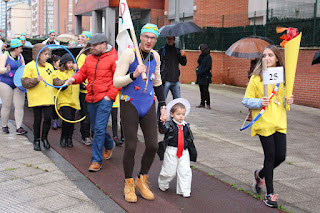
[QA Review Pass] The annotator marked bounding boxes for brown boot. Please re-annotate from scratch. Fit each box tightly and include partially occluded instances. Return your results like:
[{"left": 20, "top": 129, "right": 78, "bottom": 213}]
[
  {"left": 135, "top": 174, "right": 154, "bottom": 200},
  {"left": 124, "top": 178, "right": 137, "bottom": 203}
]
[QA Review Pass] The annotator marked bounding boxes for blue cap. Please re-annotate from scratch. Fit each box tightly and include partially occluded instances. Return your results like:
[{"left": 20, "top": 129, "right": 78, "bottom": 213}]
[
  {"left": 20, "top": 36, "right": 26, "bottom": 41},
  {"left": 48, "top": 30, "right": 55, "bottom": 35},
  {"left": 140, "top": 23, "right": 160, "bottom": 38},
  {"left": 10, "top": 39, "right": 23, "bottom": 48},
  {"left": 82, "top": 31, "right": 92, "bottom": 40},
  {"left": 21, "top": 32, "right": 27, "bottom": 36},
  {"left": 68, "top": 40, "right": 76, "bottom": 46}
]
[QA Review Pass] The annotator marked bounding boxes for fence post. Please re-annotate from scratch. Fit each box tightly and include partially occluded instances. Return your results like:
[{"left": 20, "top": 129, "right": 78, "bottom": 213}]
[
  {"left": 253, "top": 11, "right": 256, "bottom": 35},
  {"left": 181, "top": 12, "right": 185, "bottom": 49},
  {"left": 313, "top": 0, "right": 318, "bottom": 45},
  {"left": 221, "top": 15, "right": 224, "bottom": 50},
  {"left": 265, "top": 0, "right": 269, "bottom": 37}
]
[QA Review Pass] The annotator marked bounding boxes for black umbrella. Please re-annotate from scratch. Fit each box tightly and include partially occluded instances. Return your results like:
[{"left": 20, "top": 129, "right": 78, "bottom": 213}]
[
  {"left": 312, "top": 50, "right": 320, "bottom": 65},
  {"left": 159, "top": 22, "right": 204, "bottom": 37}
]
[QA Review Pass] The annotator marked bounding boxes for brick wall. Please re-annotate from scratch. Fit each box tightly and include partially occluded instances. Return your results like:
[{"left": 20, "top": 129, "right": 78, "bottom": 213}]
[
  {"left": 180, "top": 49, "right": 320, "bottom": 108},
  {"left": 193, "top": 0, "right": 249, "bottom": 27}
]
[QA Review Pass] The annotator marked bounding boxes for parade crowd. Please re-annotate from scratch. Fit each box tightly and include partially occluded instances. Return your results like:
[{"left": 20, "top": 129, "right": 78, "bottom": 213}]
[{"left": 0, "top": 23, "right": 295, "bottom": 209}]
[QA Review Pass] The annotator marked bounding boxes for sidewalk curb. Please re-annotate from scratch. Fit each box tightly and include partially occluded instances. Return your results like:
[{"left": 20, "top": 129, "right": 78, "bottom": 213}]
[{"left": 12, "top": 119, "right": 125, "bottom": 213}]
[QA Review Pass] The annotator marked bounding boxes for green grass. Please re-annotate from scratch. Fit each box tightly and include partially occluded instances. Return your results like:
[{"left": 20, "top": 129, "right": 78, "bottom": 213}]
[{"left": 5, "top": 167, "right": 18, "bottom": 171}]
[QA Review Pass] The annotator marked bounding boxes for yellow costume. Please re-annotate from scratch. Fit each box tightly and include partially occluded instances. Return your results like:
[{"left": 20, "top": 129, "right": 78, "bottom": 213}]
[
  {"left": 76, "top": 53, "right": 88, "bottom": 94},
  {"left": 244, "top": 75, "right": 287, "bottom": 137},
  {"left": 54, "top": 69, "right": 80, "bottom": 110},
  {"left": 22, "top": 61, "right": 54, "bottom": 107}
]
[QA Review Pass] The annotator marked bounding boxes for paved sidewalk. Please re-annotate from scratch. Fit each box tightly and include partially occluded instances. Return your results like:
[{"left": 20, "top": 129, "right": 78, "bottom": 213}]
[
  {"left": 0, "top": 121, "right": 121, "bottom": 212},
  {"left": 174, "top": 84, "right": 320, "bottom": 213}
]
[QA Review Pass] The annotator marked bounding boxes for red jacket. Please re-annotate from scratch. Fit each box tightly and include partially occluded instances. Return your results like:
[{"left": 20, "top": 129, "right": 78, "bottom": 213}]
[{"left": 73, "top": 48, "right": 120, "bottom": 103}]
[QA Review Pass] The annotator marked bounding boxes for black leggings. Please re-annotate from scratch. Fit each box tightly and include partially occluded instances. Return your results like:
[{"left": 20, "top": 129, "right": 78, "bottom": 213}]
[
  {"left": 258, "top": 131, "right": 286, "bottom": 194},
  {"left": 32, "top": 106, "right": 52, "bottom": 140},
  {"left": 120, "top": 101, "right": 158, "bottom": 178},
  {"left": 60, "top": 106, "right": 76, "bottom": 138},
  {"left": 79, "top": 93, "right": 90, "bottom": 139},
  {"left": 111, "top": 107, "right": 118, "bottom": 138},
  {"left": 199, "top": 84, "right": 210, "bottom": 106}
]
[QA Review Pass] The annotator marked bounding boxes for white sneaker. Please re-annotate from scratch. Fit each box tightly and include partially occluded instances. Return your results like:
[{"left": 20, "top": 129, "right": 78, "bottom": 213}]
[{"left": 82, "top": 137, "right": 92, "bottom": 146}]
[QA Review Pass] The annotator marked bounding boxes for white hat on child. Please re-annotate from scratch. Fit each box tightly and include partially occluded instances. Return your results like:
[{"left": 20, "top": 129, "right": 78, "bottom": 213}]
[{"left": 166, "top": 98, "right": 191, "bottom": 120}]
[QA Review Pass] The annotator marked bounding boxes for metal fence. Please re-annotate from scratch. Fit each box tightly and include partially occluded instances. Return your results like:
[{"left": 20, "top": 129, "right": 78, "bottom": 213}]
[{"left": 133, "top": 1, "right": 320, "bottom": 51}]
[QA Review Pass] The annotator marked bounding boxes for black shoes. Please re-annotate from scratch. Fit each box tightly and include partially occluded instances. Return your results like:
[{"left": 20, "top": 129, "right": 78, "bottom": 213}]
[
  {"left": 60, "top": 137, "right": 66, "bottom": 148},
  {"left": 16, "top": 127, "right": 28, "bottom": 135},
  {"left": 33, "top": 139, "right": 41, "bottom": 151},
  {"left": 196, "top": 104, "right": 205, "bottom": 108},
  {"left": 41, "top": 138, "right": 51, "bottom": 149},
  {"left": 67, "top": 137, "right": 73, "bottom": 148},
  {"left": 113, "top": 136, "right": 123, "bottom": 147},
  {"left": 2, "top": 126, "right": 9, "bottom": 134},
  {"left": 263, "top": 193, "right": 278, "bottom": 208},
  {"left": 253, "top": 170, "right": 264, "bottom": 194}
]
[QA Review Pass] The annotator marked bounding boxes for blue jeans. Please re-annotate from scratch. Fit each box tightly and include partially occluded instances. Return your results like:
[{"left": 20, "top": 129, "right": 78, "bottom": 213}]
[
  {"left": 163, "top": 81, "right": 181, "bottom": 99},
  {"left": 87, "top": 98, "right": 114, "bottom": 164},
  {"left": 157, "top": 81, "right": 181, "bottom": 122}
]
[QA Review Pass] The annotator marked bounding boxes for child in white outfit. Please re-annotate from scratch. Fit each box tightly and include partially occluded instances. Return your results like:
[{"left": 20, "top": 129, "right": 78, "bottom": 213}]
[{"left": 157, "top": 98, "right": 197, "bottom": 197}]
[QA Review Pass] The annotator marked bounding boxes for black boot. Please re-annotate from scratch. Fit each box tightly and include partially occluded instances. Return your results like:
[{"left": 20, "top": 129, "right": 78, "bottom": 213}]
[
  {"left": 60, "top": 136, "right": 66, "bottom": 148},
  {"left": 34, "top": 139, "right": 41, "bottom": 151},
  {"left": 67, "top": 126, "right": 74, "bottom": 148},
  {"left": 67, "top": 137, "right": 73, "bottom": 148},
  {"left": 41, "top": 136, "right": 51, "bottom": 149}
]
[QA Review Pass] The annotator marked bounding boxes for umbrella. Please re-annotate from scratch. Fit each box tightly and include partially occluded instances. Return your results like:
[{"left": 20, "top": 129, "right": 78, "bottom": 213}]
[
  {"left": 312, "top": 50, "right": 320, "bottom": 65},
  {"left": 159, "top": 22, "right": 204, "bottom": 37},
  {"left": 56, "top": 34, "right": 78, "bottom": 43},
  {"left": 225, "top": 37, "right": 272, "bottom": 59}
]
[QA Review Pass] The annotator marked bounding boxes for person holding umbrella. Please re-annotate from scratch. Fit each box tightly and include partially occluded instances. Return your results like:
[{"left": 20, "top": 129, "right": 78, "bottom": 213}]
[{"left": 157, "top": 36, "right": 186, "bottom": 132}]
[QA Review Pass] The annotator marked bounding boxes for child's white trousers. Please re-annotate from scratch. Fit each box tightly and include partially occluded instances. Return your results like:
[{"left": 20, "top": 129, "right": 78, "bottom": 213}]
[{"left": 158, "top": 146, "right": 192, "bottom": 196}]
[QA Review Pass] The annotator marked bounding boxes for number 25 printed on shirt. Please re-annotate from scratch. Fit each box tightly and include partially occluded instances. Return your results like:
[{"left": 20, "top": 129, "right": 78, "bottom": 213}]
[{"left": 263, "top": 66, "right": 284, "bottom": 85}]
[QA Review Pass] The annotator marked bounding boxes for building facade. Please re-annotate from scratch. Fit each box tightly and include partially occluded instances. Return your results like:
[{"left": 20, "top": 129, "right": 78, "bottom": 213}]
[
  {"left": 8, "top": 2, "right": 32, "bottom": 38},
  {"left": 0, "top": 0, "right": 29, "bottom": 37},
  {"left": 31, "top": 0, "right": 54, "bottom": 37}
]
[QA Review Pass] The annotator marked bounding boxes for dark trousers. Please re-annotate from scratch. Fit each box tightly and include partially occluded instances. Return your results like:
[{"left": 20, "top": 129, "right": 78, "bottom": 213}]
[
  {"left": 258, "top": 131, "right": 286, "bottom": 194},
  {"left": 32, "top": 106, "right": 52, "bottom": 140},
  {"left": 52, "top": 97, "right": 58, "bottom": 120},
  {"left": 199, "top": 84, "right": 210, "bottom": 106},
  {"left": 79, "top": 93, "right": 90, "bottom": 140},
  {"left": 60, "top": 106, "right": 76, "bottom": 138},
  {"left": 120, "top": 101, "right": 158, "bottom": 178},
  {"left": 111, "top": 107, "right": 118, "bottom": 138}
]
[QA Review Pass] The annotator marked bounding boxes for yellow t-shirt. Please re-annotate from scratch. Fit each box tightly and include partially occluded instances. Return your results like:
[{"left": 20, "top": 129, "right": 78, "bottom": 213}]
[
  {"left": 77, "top": 53, "right": 88, "bottom": 94},
  {"left": 54, "top": 69, "right": 80, "bottom": 110},
  {"left": 244, "top": 75, "right": 287, "bottom": 137},
  {"left": 23, "top": 61, "right": 54, "bottom": 107}
]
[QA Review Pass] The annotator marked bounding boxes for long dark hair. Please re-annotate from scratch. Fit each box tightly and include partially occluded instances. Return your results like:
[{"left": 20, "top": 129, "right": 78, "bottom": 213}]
[
  {"left": 252, "top": 45, "right": 284, "bottom": 81},
  {"left": 199, "top": 43, "right": 210, "bottom": 55}
]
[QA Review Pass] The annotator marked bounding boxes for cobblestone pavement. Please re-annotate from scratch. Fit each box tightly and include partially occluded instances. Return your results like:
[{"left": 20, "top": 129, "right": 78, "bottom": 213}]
[{"left": 0, "top": 121, "right": 104, "bottom": 213}]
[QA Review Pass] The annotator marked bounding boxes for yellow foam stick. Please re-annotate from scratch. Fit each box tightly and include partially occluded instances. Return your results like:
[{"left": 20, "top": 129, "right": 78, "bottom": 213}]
[{"left": 284, "top": 33, "right": 302, "bottom": 111}]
